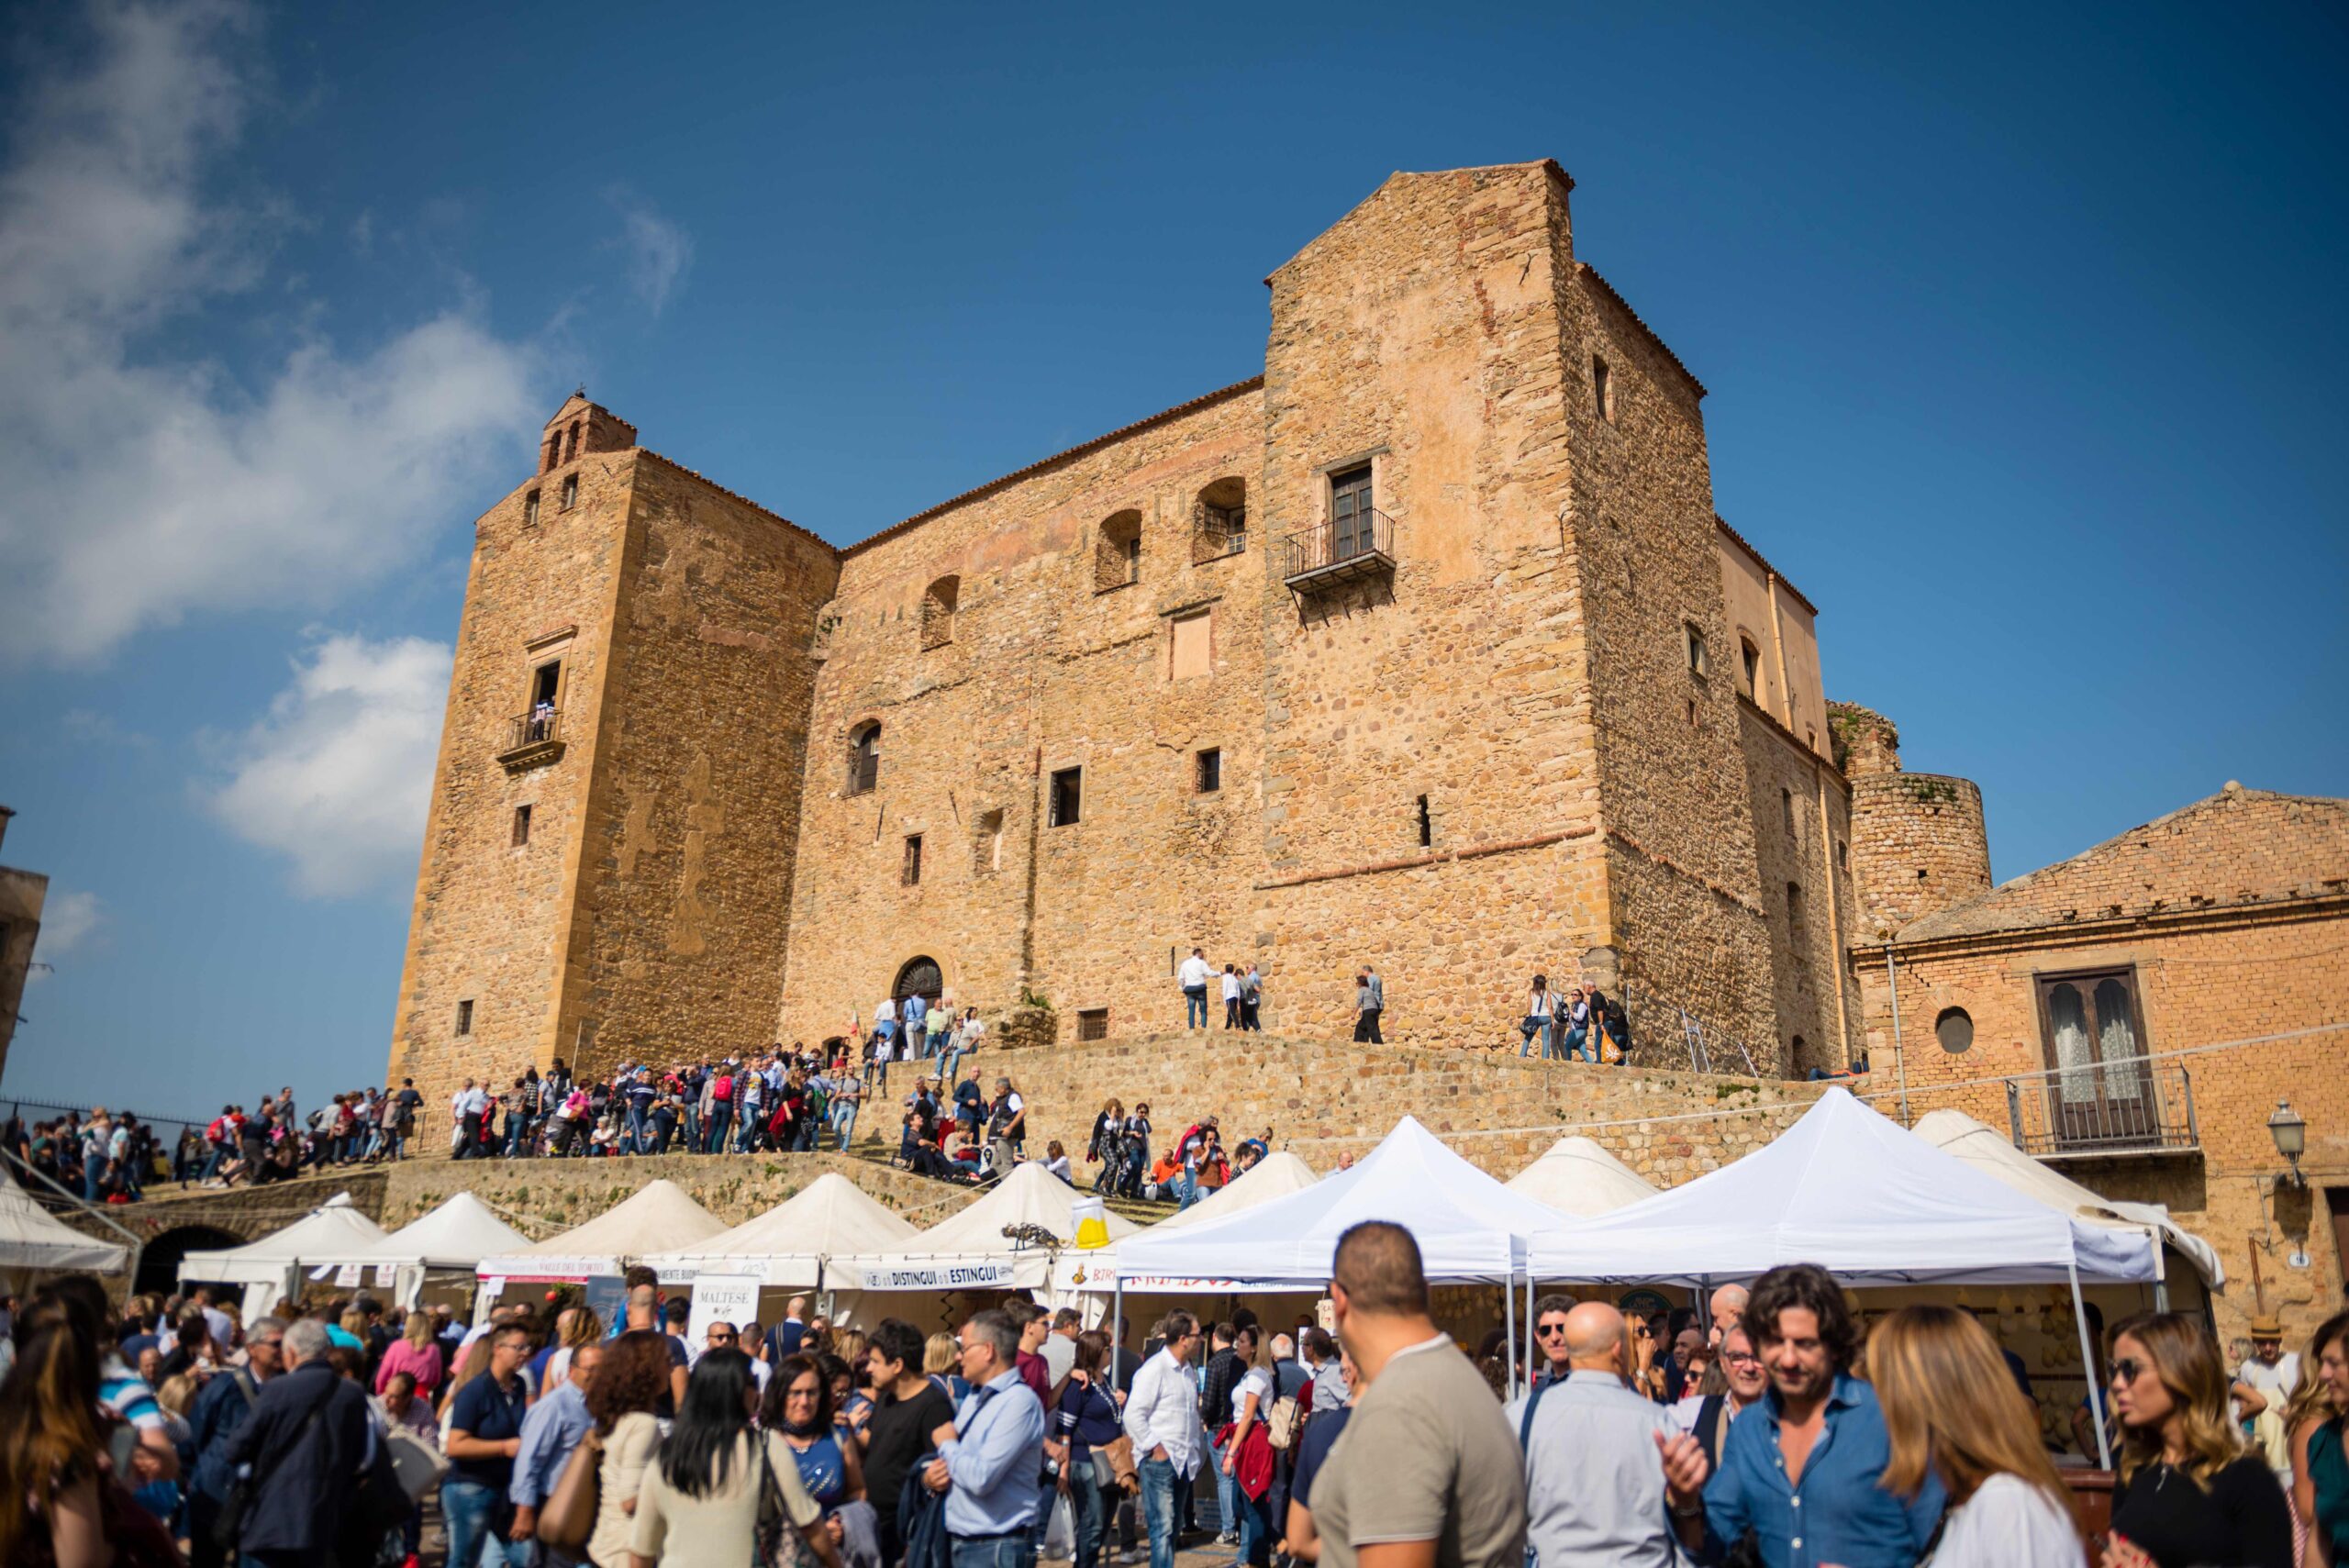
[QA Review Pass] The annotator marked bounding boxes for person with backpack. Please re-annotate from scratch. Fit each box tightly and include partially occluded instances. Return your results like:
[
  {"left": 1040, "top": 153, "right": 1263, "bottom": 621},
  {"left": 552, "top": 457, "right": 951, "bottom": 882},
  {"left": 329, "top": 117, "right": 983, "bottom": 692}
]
[
  {"left": 703, "top": 1062, "right": 736, "bottom": 1153},
  {"left": 185, "top": 1317, "right": 284, "bottom": 1568},
  {"left": 219, "top": 1318, "right": 374, "bottom": 1568}
]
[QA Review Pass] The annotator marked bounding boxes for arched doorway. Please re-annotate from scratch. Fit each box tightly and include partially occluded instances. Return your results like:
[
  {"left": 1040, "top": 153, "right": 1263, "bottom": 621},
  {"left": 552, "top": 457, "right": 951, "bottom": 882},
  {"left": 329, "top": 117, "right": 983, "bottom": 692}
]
[
  {"left": 139, "top": 1224, "right": 243, "bottom": 1296},
  {"left": 892, "top": 957, "right": 942, "bottom": 1006}
]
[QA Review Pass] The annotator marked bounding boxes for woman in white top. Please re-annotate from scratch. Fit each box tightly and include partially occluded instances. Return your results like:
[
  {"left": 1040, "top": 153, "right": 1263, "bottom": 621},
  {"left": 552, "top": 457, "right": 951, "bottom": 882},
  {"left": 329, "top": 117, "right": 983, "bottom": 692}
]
[
  {"left": 1869, "top": 1305, "right": 2085, "bottom": 1566},
  {"left": 1222, "top": 1326, "right": 1277, "bottom": 1567},
  {"left": 1520, "top": 973, "right": 1553, "bottom": 1059}
]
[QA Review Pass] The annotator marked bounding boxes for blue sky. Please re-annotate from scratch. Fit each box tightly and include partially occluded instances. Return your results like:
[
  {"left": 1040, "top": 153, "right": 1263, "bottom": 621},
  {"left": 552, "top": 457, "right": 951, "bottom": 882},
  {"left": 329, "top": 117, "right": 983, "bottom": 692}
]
[{"left": 2, "top": 0, "right": 2343, "bottom": 1121}]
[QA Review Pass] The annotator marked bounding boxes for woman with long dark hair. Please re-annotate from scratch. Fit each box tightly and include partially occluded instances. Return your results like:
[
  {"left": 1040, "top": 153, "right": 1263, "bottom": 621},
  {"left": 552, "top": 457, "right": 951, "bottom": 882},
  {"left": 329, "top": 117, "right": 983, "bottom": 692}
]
[
  {"left": 0, "top": 1289, "right": 180, "bottom": 1568},
  {"left": 1049, "top": 1329, "right": 1123, "bottom": 1568},
  {"left": 2103, "top": 1311, "right": 2292, "bottom": 1568},
  {"left": 628, "top": 1348, "right": 837, "bottom": 1568},
  {"left": 763, "top": 1352, "right": 866, "bottom": 1526}
]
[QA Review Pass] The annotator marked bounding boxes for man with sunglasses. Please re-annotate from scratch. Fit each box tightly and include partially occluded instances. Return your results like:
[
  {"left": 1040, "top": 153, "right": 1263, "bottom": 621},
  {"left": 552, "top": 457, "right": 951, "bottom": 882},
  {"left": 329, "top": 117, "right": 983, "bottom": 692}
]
[
  {"left": 1124, "top": 1310, "right": 1207, "bottom": 1568},
  {"left": 1530, "top": 1295, "right": 1578, "bottom": 1388},
  {"left": 1682, "top": 1326, "right": 1765, "bottom": 1468}
]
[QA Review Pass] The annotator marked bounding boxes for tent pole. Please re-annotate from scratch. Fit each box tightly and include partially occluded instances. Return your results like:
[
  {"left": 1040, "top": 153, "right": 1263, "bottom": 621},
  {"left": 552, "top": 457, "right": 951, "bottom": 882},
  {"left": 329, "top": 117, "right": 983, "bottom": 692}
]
[
  {"left": 1111, "top": 1278, "right": 1124, "bottom": 1396},
  {"left": 1526, "top": 1274, "right": 1536, "bottom": 1388},
  {"left": 2069, "top": 1258, "right": 2111, "bottom": 1471},
  {"left": 1504, "top": 1273, "right": 1518, "bottom": 1402}
]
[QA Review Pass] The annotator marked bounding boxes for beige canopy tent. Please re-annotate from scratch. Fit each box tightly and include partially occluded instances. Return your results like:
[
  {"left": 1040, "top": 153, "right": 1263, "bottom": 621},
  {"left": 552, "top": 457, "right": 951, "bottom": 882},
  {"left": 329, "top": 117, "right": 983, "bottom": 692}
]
[
  {"left": 828, "top": 1162, "right": 1137, "bottom": 1292},
  {"left": 300, "top": 1192, "right": 534, "bottom": 1307},
  {"left": 473, "top": 1179, "right": 728, "bottom": 1283},
  {"left": 1504, "top": 1135, "right": 1660, "bottom": 1217},
  {"left": 642, "top": 1173, "right": 919, "bottom": 1285},
  {"left": 1912, "top": 1108, "right": 2224, "bottom": 1295}
]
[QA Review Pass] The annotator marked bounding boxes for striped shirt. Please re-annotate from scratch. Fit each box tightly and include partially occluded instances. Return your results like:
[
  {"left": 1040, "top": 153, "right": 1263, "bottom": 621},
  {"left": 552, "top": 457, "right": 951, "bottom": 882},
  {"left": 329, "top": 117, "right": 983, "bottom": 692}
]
[{"left": 100, "top": 1354, "right": 166, "bottom": 1430}]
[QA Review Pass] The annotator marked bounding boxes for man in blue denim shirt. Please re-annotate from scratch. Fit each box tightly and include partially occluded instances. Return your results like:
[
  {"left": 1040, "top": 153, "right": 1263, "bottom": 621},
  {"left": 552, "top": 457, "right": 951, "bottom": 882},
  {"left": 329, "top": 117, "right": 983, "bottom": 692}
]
[
  {"left": 1662, "top": 1263, "right": 1943, "bottom": 1568},
  {"left": 924, "top": 1308, "right": 1048, "bottom": 1568}
]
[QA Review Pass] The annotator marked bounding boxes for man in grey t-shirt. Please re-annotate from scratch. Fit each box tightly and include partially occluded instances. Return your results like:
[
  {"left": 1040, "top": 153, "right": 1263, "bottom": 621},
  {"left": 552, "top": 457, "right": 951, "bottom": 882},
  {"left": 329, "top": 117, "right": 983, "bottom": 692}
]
[{"left": 1308, "top": 1221, "right": 1523, "bottom": 1568}]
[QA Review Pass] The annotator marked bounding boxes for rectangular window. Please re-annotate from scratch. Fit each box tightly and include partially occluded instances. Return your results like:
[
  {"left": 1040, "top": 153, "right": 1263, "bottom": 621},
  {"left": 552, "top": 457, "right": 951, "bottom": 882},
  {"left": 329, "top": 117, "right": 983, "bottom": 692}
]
[
  {"left": 1686, "top": 624, "right": 1709, "bottom": 678},
  {"left": 1196, "top": 748, "right": 1221, "bottom": 794},
  {"left": 512, "top": 805, "right": 532, "bottom": 847},
  {"left": 524, "top": 489, "right": 541, "bottom": 527},
  {"left": 1593, "top": 355, "right": 1614, "bottom": 421},
  {"left": 902, "top": 833, "right": 923, "bottom": 886},
  {"left": 1170, "top": 610, "right": 1212, "bottom": 681},
  {"left": 974, "top": 809, "right": 1004, "bottom": 874},
  {"left": 561, "top": 473, "right": 579, "bottom": 510},
  {"left": 1049, "top": 766, "right": 1083, "bottom": 827},
  {"left": 531, "top": 661, "right": 562, "bottom": 708},
  {"left": 455, "top": 999, "right": 473, "bottom": 1037},
  {"left": 2034, "top": 968, "right": 2156, "bottom": 1151},
  {"left": 1780, "top": 787, "right": 1797, "bottom": 834},
  {"left": 1076, "top": 1007, "right": 1109, "bottom": 1042}
]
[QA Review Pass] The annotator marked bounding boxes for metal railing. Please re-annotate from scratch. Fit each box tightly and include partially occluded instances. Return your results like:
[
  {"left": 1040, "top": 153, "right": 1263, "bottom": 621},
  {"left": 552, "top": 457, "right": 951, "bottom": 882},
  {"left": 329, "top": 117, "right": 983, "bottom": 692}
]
[
  {"left": 502, "top": 707, "right": 562, "bottom": 754},
  {"left": 1280, "top": 508, "right": 1397, "bottom": 587},
  {"left": 2005, "top": 1062, "right": 2199, "bottom": 1158}
]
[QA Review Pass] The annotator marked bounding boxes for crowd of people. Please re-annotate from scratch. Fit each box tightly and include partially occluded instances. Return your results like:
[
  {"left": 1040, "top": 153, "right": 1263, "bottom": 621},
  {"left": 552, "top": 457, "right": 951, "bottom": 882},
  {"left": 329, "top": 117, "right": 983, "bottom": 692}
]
[
  {"left": 4, "top": 1087, "right": 428, "bottom": 1203},
  {"left": 4, "top": 1228, "right": 2344, "bottom": 1568},
  {"left": 1506, "top": 975, "right": 1634, "bottom": 1064}
]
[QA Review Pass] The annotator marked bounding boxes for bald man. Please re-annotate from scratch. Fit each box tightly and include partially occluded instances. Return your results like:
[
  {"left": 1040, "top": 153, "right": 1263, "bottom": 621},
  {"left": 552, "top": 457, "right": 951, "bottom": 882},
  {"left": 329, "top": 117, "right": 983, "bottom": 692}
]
[
  {"left": 1707, "top": 1284, "right": 1748, "bottom": 1345},
  {"left": 1507, "top": 1302, "right": 1695, "bottom": 1567}
]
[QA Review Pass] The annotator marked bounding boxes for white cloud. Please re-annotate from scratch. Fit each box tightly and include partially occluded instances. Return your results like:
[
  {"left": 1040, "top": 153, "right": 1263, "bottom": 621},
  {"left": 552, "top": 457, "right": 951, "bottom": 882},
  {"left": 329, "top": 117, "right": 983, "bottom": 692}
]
[
  {"left": 0, "top": 0, "right": 541, "bottom": 664},
  {"left": 611, "top": 190, "right": 693, "bottom": 315},
  {"left": 30, "top": 891, "right": 107, "bottom": 973},
  {"left": 204, "top": 633, "right": 452, "bottom": 896}
]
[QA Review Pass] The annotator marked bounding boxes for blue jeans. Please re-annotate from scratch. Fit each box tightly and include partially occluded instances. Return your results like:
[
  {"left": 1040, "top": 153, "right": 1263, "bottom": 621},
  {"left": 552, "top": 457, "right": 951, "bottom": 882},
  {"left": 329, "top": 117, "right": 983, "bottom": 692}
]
[
  {"left": 84, "top": 1155, "right": 108, "bottom": 1201},
  {"left": 440, "top": 1477, "right": 518, "bottom": 1568},
  {"left": 951, "top": 1533, "right": 1037, "bottom": 1568},
  {"left": 1520, "top": 1017, "right": 1547, "bottom": 1057},
  {"left": 1208, "top": 1436, "right": 1236, "bottom": 1537},
  {"left": 1138, "top": 1457, "right": 1180, "bottom": 1568},
  {"left": 941, "top": 1046, "right": 963, "bottom": 1091},
  {"left": 1562, "top": 1026, "right": 1595, "bottom": 1062},
  {"left": 1232, "top": 1478, "right": 1270, "bottom": 1568},
  {"left": 1067, "top": 1469, "right": 1108, "bottom": 1568},
  {"left": 626, "top": 1105, "right": 649, "bottom": 1153},
  {"left": 1184, "top": 987, "right": 1208, "bottom": 1028},
  {"left": 703, "top": 1104, "right": 731, "bottom": 1152},
  {"left": 831, "top": 1102, "right": 858, "bottom": 1150}
]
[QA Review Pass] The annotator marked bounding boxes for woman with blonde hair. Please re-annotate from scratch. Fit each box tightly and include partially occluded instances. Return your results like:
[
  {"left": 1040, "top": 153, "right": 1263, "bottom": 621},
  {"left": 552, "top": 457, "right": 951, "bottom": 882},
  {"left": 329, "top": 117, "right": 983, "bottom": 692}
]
[
  {"left": 2104, "top": 1311, "right": 2293, "bottom": 1568},
  {"left": 2287, "top": 1310, "right": 2349, "bottom": 1568},
  {"left": 377, "top": 1306, "right": 445, "bottom": 1396},
  {"left": 1867, "top": 1305, "right": 2079, "bottom": 1563},
  {"left": 923, "top": 1329, "right": 963, "bottom": 1400}
]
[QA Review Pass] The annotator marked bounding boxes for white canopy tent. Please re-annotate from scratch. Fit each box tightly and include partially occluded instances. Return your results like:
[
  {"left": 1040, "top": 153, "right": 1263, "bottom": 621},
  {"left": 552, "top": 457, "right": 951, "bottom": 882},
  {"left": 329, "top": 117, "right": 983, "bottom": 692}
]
[
  {"left": 1048, "top": 1152, "right": 1319, "bottom": 1309},
  {"left": 827, "top": 1162, "right": 1136, "bottom": 1292},
  {"left": 643, "top": 1173, "right": 919, "bottom": 1285},
  {"left": 1912, "top": 1108, "right": 2224, "bottom": 1293},
  {"left": 474, "top": 1179, "right": 728, "bottom": 1283},
  {"left": 1529, "top": 1089, "right": 2161, "bottom": 1287},
  {"left": 1504, "top": 1135, "right": 1659, "bottom": 1218},
  {"left": 1109, "top": 1117, "right": 1562, "bottom": 1288},
  {"left": 178, "top": 1194, "right": 390, "bottom": 1319},
  {"left": 0, "top": 1166, "right": 130, "bottom": 1278},
  {"left": 298, "top": 1193, "right": 533, "bottom": 1307}
]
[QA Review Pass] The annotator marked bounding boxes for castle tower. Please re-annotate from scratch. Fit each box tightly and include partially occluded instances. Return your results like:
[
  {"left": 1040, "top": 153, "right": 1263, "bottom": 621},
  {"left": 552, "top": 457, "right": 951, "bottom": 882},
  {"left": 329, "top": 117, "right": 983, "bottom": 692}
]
[
  {"left": 1831, "top": 701, "right": 1993, "bottom": 942},
  {"left": 387, "top": 395, "right": 840, "bottom": 1106}
]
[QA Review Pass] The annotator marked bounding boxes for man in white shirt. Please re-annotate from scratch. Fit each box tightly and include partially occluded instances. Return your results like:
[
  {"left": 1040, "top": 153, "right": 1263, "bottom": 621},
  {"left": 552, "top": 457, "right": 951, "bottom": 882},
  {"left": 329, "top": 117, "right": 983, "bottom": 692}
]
[
  {"left": 1124, "top": 1309, "right": 1205, "bottom": 1568},
  {"left": 453, "top": 1079, "right": 489, "bottom": 1159},
  {"left": 2237, "top": 1312, "right": 2300, "bottom": 1474},
  {"left": 1177, "top": 948, "right": 1213, "bottom": 1030}
]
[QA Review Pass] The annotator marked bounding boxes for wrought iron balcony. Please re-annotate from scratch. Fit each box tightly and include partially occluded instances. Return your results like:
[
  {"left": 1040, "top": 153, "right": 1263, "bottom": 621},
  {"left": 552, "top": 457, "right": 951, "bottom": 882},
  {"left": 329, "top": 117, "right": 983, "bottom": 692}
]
[
  {"left": 1280, "top": 509, "right": 1396, "bottom": 594},
  {"left": 498, "top": 708, "right": 564, "bottom": 771},
  {"left": 2005, "top": 1062, "right": 2199, "bottom": 1160}
]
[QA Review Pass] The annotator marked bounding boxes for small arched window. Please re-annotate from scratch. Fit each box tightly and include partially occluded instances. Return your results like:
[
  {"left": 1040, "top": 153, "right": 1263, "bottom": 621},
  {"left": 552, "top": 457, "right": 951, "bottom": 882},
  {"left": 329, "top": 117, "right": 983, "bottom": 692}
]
[
  {"left": 848, "top": 722, "right": 881, "bottom": 795},
  {"left": 1739, "top": 637, "right": 1762, "bottom": 699},
  {"left": 1097, "top": 510, "right": 1142, "bottom": 591},
  {"left": 921, "top": 575, "right": 960, "bottom": 650},
  {"left": 1195, "top": 477, "right": 1247, "bottom": 561}
]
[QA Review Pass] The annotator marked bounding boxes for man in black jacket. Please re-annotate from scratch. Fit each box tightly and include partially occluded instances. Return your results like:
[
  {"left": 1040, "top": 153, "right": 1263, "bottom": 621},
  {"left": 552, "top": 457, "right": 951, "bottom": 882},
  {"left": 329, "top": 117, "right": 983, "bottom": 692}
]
[
  {"left": 187, "top": 1317, "right": 284, "bottom": 1568},
  {"left": 222, "top": 1318, "right": 373, "bottom": 1568},
  {"left": 1197, "top": 1322, "right": 1242, "bottom": 1541}
]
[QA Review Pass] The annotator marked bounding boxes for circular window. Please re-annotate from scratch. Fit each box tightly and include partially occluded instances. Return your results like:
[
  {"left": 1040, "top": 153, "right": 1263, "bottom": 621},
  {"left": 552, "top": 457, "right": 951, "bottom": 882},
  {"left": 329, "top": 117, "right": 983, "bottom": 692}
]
[{"left": 1934, "top": 1006, "right": 1974, "bottom": 1054}]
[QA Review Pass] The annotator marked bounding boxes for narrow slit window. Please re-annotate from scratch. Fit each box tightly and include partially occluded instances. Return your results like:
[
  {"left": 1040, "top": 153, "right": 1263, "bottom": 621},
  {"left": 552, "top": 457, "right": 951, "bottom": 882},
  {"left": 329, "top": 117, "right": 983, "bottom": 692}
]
[
  {"left": 512, "top": 805, "right": 532, "bottom": 846},
  {"left": 1593, "top": 355, "right": 1614, "bottom": 421},
  {"left": 902, "top": 834, "right": 923, "bottom": 885},
  {"left": 974, "top": 809, "right": 1005, "bottom": 874},
  {"left": 524, "top": 489, "right": 541, "bottom": 527},
  {"left": 1050, "top": 766, "right": 1083, "bottom": 827},
  {"left": 561, "top": 473, "right": 579, "bottom": 510},
  {"left": 1196, "top": 749, "right": 1221, "bottom": 794},
  {"left": 1781, "top": 788, "right": 1797, "bottom": 834},
  {"left": 455, "top": 999, "right": 473, "bottom": 1037},
  {"left": 1686, "top": 623, "right": 1709, "bottom": 678},
  {"left": 1416, "top": 794, "right": 1432, "bottom": 849}
]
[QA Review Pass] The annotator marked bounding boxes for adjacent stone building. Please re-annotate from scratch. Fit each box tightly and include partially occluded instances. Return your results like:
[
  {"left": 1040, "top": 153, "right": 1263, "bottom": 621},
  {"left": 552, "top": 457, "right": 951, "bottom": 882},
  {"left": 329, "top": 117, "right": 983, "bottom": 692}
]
[
  {"left": 1839, "top": 701, "right": 2349, "bottom": 1347},
  {"left": 387, "top": 160, "right": 1863, "bottom": 1103},
  {"left": 0, "top": 806, "right": 49, "bottom": 1083}
]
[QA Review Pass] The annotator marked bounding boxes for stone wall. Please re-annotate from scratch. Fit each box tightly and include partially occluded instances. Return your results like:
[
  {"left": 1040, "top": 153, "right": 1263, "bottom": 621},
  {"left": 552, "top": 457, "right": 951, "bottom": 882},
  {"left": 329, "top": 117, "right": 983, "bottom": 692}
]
[
  {"left": 779, "top": 384, "right": 1268, "bottom": 1046},
  {"left": 1737, "top": 703, "right": 1863, "bottom": 1075},
  {"left": 974, "top": 1029, "right": 1827, "bottom": 1184}
]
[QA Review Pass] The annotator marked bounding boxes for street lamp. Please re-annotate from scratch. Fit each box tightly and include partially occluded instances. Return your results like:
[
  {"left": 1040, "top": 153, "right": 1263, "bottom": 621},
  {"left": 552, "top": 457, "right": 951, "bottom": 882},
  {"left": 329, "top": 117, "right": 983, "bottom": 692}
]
[{"left": 2268, "top": 1100, "right": 2307, "bottom": 1188}]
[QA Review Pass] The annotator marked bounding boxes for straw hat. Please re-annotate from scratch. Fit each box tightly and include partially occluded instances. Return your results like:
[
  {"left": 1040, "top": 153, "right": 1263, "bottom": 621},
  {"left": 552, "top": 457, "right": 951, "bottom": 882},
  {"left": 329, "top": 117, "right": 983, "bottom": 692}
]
[{"left": 2249, "top": 1313, "right": 2284, "bottom": 1338}]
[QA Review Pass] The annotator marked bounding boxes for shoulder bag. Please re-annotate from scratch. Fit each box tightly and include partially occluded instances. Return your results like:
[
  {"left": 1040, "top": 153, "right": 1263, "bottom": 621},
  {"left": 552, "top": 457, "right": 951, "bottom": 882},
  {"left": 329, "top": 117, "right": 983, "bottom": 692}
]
[
  {"left": 214, "top": 1391, "right": 329, "bottom": 1552},
  {"left": 755, "top": 1433, "right": 824, "bottom": 1568},
  {"left": 536, "top": 1428, "right": 603, "bottom": 1550}
]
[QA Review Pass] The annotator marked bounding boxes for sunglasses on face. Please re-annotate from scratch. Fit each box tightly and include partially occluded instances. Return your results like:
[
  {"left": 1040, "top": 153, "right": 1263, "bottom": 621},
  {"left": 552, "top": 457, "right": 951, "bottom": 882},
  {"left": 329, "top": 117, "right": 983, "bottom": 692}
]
[
  {"left": 1536, "top": 1322, "right": 1570, "bottom": 1338},
  {"left": 2112, "top": 1358, "right": 2145, "bottom": 1384}
]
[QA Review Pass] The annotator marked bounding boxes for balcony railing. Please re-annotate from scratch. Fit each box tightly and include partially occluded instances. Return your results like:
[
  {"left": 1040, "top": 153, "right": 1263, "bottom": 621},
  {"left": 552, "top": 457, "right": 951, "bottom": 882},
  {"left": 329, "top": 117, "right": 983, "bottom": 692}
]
[
  {"left": 1280, "top": 509, "right": 1397, "bottom": 593},
  {"left": 497, "top": 708, "right": 564, "bottom": 770},
  {"left": 2004, "top": 1061, "right": 2199, "bottom": 1159}
]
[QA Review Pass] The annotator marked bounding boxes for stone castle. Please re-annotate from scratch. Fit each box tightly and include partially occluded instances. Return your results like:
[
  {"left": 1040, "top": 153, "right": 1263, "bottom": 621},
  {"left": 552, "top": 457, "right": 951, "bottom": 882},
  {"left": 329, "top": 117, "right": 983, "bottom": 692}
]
[{"left": 388, "top": 160, "right": 1905, "bottom": 1098}]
